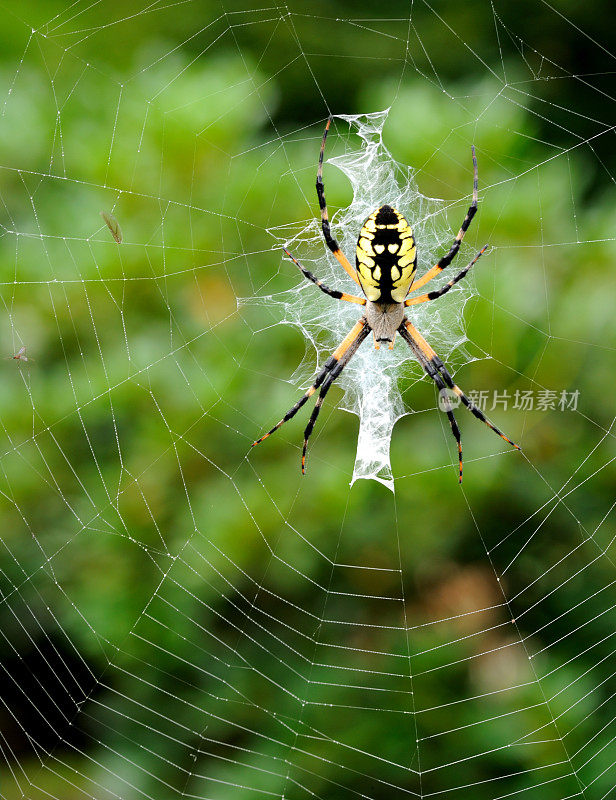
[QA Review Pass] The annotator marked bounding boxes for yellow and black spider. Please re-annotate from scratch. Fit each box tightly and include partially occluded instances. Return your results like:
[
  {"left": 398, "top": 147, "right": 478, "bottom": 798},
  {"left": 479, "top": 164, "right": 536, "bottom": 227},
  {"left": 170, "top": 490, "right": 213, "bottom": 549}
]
[{"left": 253, "top": 118, "right": 520, "bottom": 482}]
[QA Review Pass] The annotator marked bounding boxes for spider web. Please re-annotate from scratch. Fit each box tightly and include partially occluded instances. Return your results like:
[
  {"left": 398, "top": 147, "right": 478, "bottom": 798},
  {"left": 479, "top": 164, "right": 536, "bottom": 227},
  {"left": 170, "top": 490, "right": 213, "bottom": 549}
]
[{"left": 1, "top": 3, "right": 616, "bottom": 800}]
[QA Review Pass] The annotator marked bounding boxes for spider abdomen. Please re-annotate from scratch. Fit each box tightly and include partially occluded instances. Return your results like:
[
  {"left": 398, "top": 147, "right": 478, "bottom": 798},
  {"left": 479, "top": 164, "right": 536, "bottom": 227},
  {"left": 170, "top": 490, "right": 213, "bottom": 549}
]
[{"left": 356, "top": 205, "right": 417, "bottom": 304}]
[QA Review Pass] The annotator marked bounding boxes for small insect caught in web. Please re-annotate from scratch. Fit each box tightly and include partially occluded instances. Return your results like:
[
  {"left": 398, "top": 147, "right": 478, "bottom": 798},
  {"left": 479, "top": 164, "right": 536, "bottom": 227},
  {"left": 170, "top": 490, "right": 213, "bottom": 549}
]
[
  {"left": 11, "top": 346, "right": 32, "bottom": 363},
  {"left": 100, "top": 211, "right": 123, "bottom": 243}
]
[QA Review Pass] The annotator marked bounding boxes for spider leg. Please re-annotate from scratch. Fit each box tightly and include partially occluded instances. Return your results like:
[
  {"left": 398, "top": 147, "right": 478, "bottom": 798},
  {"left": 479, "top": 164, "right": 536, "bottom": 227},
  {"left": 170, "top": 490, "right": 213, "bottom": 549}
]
[
  {"left": 399, "top": 323, "right": 464, "bottom": 480},
  {"left": 301, "top": 319, "right": 370, "bottom": 472},
  {"left": 316, "top": 118, "right": 361, "bottom": 286},
  {"left": 400, "top": 320, "right": 520, "bottom": 471},
  {"left": 253, "top": 318, "right": 369, "bottom": 449},
  {"left": 405, "top": 244, "right": 488, "bottom": 307},
  {"left": 283, "top": 248, "right": 366, "bottom": 305},
  {"left": 409, "top": 146, "right": 478, "bottom": 293}
]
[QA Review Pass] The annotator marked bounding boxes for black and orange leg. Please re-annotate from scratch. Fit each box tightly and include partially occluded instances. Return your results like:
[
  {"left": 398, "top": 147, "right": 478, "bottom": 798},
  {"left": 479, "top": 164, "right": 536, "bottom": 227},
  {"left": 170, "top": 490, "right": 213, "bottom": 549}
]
[
  {"left": 399, "top": 324, "right": 464, "bottom": 481},
  {"left": 401, "top": 320, "right": 520, "bottom": 455},
  {"left": 409, "top": 146, "right": 478, "bottom": 293},
  {"left": 253, "top": 318, "right": 369, "bottom": 450},
  {"left": 405, "top": 244, "right": 488, "bottom": 307},
  {"left": 316, "top": 117, "right": 361, "bottom": 286},
  {"left": 283, "top": 247, "right": 366, "bottom": 305},
  {"left": 301, "top": 321, "right": 370, "bottom": 472}
]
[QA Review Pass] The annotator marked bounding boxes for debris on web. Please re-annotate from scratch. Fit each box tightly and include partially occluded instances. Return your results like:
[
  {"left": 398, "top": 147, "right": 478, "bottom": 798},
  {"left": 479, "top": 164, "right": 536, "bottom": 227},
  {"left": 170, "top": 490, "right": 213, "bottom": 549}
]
[{"left": 247, "top": 109, "right": 476, "bottom": 491}]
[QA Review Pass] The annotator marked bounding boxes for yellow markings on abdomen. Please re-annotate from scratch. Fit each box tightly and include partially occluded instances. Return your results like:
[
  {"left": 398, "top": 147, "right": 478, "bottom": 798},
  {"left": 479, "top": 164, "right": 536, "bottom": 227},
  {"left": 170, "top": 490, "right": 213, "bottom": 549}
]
[
  {"left": 358, "top": 236, "right": 374, "bottom": 254},
  {"left": 356, "top": 205, "right": 417, "bottom": 303},
  {"left": 357, "top": 249, "right": 375, "bottom": 269}
]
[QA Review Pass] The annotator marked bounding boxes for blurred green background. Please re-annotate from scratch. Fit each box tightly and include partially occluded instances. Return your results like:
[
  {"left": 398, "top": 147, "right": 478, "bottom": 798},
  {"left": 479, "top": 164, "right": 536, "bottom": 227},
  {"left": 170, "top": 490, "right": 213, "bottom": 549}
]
[{"left": 1, "top": 1, "right": 616, "bottom": 798}]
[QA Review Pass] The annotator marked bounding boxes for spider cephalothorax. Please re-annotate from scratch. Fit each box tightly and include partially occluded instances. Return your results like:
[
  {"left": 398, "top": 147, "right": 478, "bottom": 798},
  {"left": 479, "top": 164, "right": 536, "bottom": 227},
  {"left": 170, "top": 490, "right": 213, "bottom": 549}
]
[{"left": 253, "top": 117, "right": 520, "bottom": 482}]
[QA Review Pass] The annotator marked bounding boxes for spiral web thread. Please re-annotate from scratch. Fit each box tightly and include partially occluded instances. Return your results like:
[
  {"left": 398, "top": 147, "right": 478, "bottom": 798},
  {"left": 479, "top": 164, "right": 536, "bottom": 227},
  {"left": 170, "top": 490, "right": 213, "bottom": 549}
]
[{"left": 2, "top": 5, "right": 615, "bottom": 799}]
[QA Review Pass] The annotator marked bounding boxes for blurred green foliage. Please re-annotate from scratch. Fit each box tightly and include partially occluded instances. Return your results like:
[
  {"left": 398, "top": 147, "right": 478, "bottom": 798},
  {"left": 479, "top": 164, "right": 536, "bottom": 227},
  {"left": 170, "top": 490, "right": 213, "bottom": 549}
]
[{"left": 1, "top": 2, "right": 616, "bottom": 799}]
